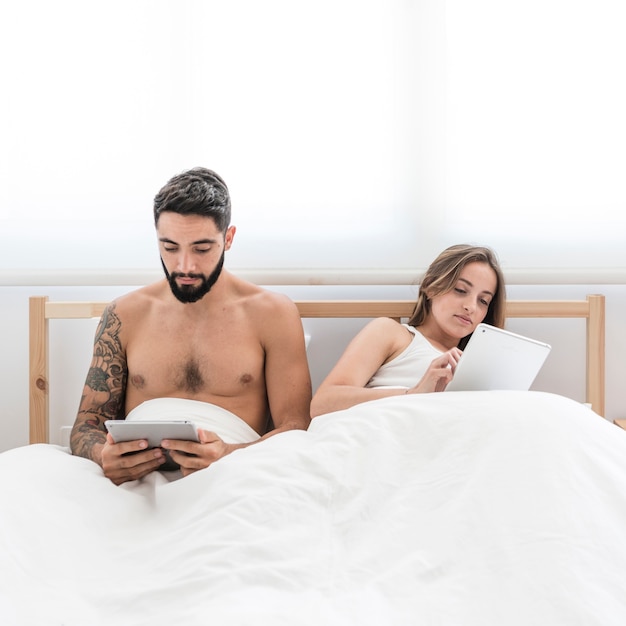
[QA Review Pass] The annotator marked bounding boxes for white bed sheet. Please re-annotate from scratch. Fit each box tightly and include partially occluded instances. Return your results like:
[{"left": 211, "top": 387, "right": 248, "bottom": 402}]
[{"left": 1, "top": 391, "right": 626, "bottom": 626}]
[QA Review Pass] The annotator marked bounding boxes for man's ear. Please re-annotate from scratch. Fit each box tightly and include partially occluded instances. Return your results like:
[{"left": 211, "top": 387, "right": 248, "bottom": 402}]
[{"left": 224, "top": 225, "right": 236, "bottom": 250}]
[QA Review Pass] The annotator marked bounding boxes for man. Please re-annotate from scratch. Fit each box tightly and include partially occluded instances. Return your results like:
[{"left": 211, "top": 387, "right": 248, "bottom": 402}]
[{"left": 70, "top": 167, "right": 312, "bottom": 484}]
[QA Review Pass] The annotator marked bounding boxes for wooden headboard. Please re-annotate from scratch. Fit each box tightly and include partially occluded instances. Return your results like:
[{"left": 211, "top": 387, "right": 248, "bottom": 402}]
[{"left": 29, "top": 294, "right": 606, "bottom": 444}]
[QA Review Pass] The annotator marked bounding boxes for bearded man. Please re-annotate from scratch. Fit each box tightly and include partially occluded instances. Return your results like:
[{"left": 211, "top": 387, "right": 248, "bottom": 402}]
[{"left": 70, "top": 168, "right": 312, "bottom": 485}]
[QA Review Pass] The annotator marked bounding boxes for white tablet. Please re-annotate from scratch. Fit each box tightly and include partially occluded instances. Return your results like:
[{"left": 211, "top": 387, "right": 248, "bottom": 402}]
[
  {"left": 105, "top": 420, "right": 200, "bottom": 448},
  {"left": 446, "top": 323, "right": 552, "bottom": 392}
]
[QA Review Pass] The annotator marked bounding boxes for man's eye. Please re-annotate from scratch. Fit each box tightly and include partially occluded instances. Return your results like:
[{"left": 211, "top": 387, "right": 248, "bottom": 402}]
[
  {"left": 195, "top": 248, "right": 210, "bottom": 254},
  {"left": 163, "top": 247, "right": 177, "bottom": 253}
]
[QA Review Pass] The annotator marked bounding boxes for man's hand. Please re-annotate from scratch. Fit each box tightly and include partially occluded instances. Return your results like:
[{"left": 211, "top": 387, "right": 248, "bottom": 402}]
[
  {"left": 101, "top": 433, "right": 167, "bottom": 485},
  {"left": 161, "top": 430, "right": 237, "bottom": 477}
]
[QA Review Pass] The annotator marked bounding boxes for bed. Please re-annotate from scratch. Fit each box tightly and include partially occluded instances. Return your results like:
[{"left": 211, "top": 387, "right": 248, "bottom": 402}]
[{"left": 3, "top": 293, "right": 626, "bottom": 625}]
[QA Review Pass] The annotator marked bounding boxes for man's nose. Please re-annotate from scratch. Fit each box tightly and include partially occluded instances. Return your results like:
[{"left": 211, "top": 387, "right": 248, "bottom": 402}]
[{"left": 177, "top": 252, "right": 195, "bottom": 274}]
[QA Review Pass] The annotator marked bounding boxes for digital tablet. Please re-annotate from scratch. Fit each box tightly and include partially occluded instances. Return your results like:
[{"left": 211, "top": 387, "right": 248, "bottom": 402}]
[
  {"left": 446, "top": 323, "right": 552, "bottom": 392},
  {"left": 105, "top": 420, "right": 200, "bottom": 448}
]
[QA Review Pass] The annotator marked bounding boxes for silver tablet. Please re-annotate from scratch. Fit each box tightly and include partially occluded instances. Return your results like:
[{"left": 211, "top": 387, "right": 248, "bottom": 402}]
[
  {"left": 105, "top": 420, "right": 200, "bottom": 448},
  {"left": 446, "top": 323, "right": 552, "bottom": 392}
]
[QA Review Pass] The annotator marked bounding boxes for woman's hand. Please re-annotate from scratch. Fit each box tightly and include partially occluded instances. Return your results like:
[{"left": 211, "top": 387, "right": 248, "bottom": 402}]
[{"left": 407, "top": 348, "right": 463, "bottom": 394}]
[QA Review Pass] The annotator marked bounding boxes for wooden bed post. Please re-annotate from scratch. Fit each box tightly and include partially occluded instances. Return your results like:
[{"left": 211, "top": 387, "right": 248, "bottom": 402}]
[
  {"left": 29, "top": 296, "right": 49, "bottom": 444},
  {"left": 586, "top": 294, "right": 605, "bottom": 417}
]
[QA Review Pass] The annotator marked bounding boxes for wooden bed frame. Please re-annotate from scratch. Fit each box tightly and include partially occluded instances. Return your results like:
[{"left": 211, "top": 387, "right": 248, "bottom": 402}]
[{"left": 28, "top": 294, "right": 606, "bottom": 444}]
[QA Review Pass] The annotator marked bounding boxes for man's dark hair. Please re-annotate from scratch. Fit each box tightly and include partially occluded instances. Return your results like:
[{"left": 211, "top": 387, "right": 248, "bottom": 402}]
[{"left": 153, "top": 167, "right": 231, "bottom": 232}]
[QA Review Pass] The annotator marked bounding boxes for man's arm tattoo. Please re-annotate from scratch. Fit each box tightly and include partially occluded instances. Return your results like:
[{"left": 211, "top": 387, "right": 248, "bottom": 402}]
[
  {"left": 71, "top": 411, "right": 108, "bottom": 460},
  {"left": 71, "top": 304, "right": 128, "bottom": 460}
]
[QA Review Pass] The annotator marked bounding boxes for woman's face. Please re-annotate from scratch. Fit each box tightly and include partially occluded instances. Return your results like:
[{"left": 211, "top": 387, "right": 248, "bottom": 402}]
[{"left": 428, "top": 261, "right": 498, "bottom": 341}]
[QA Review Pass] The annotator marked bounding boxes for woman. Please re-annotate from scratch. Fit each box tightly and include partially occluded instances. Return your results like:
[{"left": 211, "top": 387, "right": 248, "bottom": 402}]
[{"left": 310, "top": 244, "right": 506, "bottom": 417}]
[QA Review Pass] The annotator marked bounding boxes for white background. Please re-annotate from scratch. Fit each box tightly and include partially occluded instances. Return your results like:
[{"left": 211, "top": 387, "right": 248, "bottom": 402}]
[{"left": 2, "top": 0, "right": 625, "bottom": 272}]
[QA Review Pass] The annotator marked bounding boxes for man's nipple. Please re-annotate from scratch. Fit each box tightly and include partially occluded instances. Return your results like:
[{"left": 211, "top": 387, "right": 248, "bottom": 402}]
[{"left": 131, "top": 374, "right": 146, "bottom": 389}]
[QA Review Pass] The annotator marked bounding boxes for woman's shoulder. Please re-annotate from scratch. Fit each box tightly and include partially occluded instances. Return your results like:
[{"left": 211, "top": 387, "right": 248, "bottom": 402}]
[
  {"left": 358, "top": 317, "right": 415, "bottom": 349},
  {"left": 367, "top": 316, "right": 409, "bottom": 331}
]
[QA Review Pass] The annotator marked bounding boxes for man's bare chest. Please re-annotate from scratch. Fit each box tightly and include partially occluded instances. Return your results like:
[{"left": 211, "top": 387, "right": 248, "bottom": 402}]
[{"left": 126, "top": 327, "right": 265, "bottom": 397}]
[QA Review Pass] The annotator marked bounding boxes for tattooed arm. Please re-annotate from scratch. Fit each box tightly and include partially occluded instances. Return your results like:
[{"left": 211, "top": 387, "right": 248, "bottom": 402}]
[{"left": 70, "top": 302, "right": 166, "bottom": 484}]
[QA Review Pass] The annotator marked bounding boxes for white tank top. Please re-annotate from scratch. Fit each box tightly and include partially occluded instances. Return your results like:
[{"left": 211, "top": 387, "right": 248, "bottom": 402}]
[{"left": 365, "top": 325, "right": 443, "bottom": 389}]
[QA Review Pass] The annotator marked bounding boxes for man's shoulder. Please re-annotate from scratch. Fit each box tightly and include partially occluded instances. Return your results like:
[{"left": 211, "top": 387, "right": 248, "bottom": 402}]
[
  {"left": 230, "top": 277, "right": 298, "bottom": 316},
  {"left": 107, "top": 281, "right": 168, "bottom": 317}
]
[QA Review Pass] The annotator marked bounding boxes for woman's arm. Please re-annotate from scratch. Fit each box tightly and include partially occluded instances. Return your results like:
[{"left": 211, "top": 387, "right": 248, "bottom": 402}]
[
  {"left": 311, "top": 319, "right": 464, "bottom": 417},
  {"left": 311, "top": 317, "right": 411, "bottom": 417}
]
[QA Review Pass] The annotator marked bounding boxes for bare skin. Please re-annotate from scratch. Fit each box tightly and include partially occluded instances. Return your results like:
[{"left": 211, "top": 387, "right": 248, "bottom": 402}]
[
  {"left": 71, "top": 213, "right": 312, "bottom": 484},
  {"left": 310, "top": 262, "right": 497, "bottom": 417}
]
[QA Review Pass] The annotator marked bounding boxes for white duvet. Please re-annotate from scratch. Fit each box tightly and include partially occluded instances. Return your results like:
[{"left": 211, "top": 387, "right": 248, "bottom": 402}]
[{"left": 1, "top": 391, "right": 626, "bottom": 626}]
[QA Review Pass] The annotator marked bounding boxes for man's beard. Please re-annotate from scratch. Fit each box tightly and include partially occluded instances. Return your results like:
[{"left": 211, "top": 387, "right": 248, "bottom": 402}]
[{"left": 161, "top": 251, "right": 225, "bottom": 303}]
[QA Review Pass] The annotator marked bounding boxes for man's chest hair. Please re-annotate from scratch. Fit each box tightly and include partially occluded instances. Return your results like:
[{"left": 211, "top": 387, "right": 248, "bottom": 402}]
[{"left": 128, "top": 343, "right": 263, "bottom": 395}]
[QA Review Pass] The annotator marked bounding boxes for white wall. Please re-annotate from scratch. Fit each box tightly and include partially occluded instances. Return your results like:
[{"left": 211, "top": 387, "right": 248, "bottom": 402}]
[{"left": 1, "top": 280, "right": 624, "bottom": 453}]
